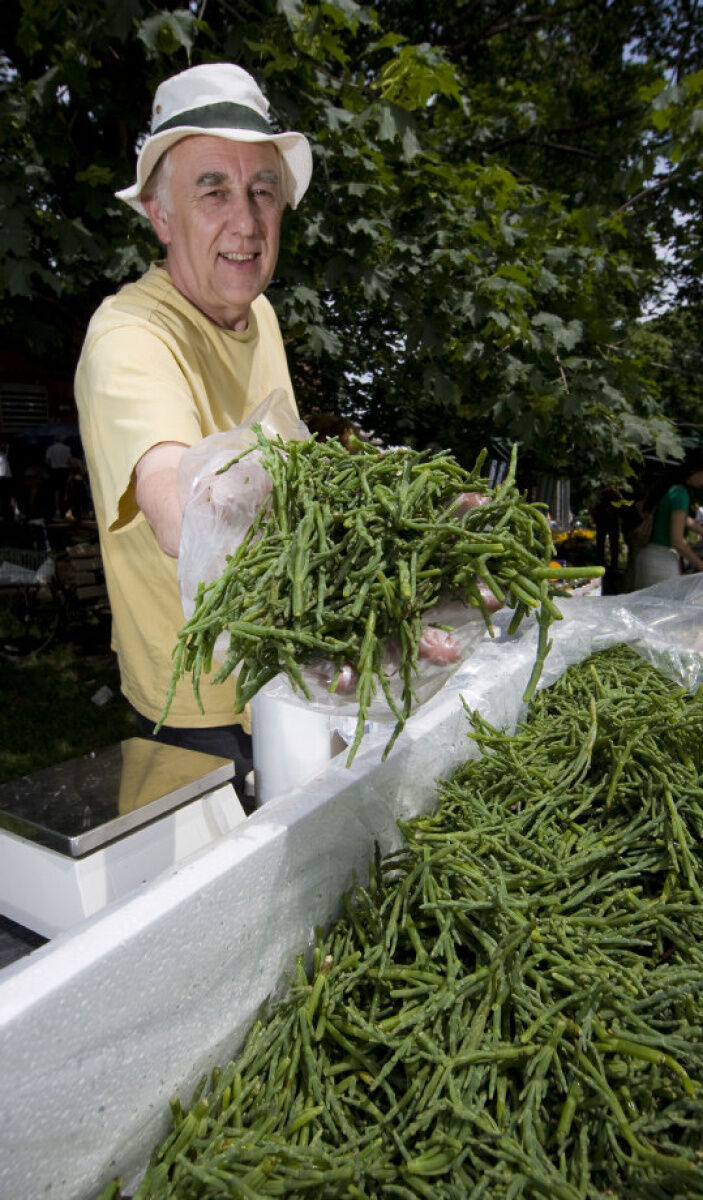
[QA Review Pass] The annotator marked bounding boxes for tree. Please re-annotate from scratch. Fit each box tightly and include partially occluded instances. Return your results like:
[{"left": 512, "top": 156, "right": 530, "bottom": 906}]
[
  {"left": 633, "top": 305, "right": 703, "bottom": 432},
  {"left": 1, "top": 0, "right": 700, "bottom": 503}
]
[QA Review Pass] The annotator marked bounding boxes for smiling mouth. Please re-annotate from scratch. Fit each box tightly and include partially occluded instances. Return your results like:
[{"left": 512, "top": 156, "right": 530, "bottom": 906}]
[{"left": 219, "top": 252, "right": 257, "bottom": 263}]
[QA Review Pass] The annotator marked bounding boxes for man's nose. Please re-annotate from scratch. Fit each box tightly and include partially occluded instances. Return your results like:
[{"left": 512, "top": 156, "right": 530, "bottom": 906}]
[{"left": 224, "top": 191, "right": 259, "bottom": 236}]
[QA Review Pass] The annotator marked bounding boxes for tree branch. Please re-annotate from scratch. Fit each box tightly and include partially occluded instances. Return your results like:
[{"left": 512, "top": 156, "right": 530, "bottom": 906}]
[
  {"left": 612, "top": 169, "right": 684, "bottom": 216},
  {"left": 542, "top": 140, "right": 600, "bottom": 160},
  {"left": 487, "top": 104, "right": 643, "bottom": 153},
  {"left": 455, "top": 0, "right": 606, "bottom": 52}
]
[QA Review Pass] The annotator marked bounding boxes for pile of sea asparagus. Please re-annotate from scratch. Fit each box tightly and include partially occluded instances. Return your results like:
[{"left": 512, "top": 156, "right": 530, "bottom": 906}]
[{"left": 102, "top": 643, "right": 703, "bottom": 1199}]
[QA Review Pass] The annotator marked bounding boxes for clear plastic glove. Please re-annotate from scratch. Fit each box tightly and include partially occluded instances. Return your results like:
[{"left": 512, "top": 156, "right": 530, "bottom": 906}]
[
  {"left": 177, "top": 388, "right": 306, "bottom": 510},
  {"left": 180, "top": 448, "right": 272, "bottom": 518},
  {"left": 308, "top": 660, "right": 360, "bottom": 696},
  {"left": 417, "top": 584, "right": 502, "bottom": 664},
  {"left": 418, "top": 625, "right": 462, "bottom": 664},
  {"left": 185, "top": 450, "right": 274, "bottom": 537},
  {"left": 178, "top": 451, "right": 274, "bottom": 621},
  {"left": 450, "top": 491, "right": 492, "bottom": 516},
  {"left": 177, "top": 389, "right": 309, "bottom": 624}
]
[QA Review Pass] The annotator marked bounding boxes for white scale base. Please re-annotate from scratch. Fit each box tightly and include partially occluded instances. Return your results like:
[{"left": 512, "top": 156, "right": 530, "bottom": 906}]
[{"left": 0, "top": 781, "right": 246, "bottom": 939}]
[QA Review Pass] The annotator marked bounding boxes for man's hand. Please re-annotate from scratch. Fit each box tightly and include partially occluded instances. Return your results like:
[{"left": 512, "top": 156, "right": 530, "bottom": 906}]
[
  {"left": 418, "top": 583, "right": 502, "bottom": 666},
  {"left": 451, "top": 491, "right": 492, "bottom": 516},
  {"left": 418, "top": 625, "right": 462, "bottom": 664},
  {"left": 186, "top": 453, "right": 273, "bottom": 522}
]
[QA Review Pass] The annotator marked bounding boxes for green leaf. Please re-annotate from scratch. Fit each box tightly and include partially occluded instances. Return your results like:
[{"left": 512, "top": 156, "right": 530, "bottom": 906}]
[
  {"left": 307, "top": 324, "right": 342, "bottom": 356},
  {"left": 137, "top": 10, "right": 196, "bottom": 58},
  {"left": 276, "top": 0, "right": 304, "bottom": 26},
  {"left": 1, "top": 257, "right": 35, "bottom": 298},
  {"left": 532, "top": 313, "right": 583, "bottom": 351},
  {"left": 29, "top": 66, "right": 61, "bottom": 107},
  {"left": 105, "top": 244, "right": 152, "bottom": 284},
  {"left": 75, "top": 165, "right": 115, "bottom": 187}
]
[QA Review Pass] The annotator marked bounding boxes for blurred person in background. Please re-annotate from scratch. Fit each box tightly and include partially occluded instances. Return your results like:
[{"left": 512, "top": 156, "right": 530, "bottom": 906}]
[
  {"left": 632, "top": 449, "right": 703, "bottom": 589},
  {"left": 0, "top": 436, "right": 18, "bottom": 521},
  {"left": 64, "top": 451, "right": 93, "bottom": 522},
  {"left": 45, "top": 435, "right": 72, "bottom": 518},
  {"left": 593, "top": 484, "right": 623, "bottom": 593}
]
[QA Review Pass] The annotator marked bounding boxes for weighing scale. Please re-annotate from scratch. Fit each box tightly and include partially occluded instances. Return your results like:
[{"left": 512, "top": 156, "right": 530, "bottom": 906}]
[{"left": 0, "top": 738, "right": 247, "bottom": 937}]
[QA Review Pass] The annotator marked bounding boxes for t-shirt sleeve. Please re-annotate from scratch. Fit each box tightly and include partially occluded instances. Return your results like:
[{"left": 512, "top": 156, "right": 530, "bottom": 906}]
[
  {"left": 76, "top": 324, "right": 204, "bottom": 531},
  {"left": 668, "top": 484, "right": 690, "bottom": 514}
]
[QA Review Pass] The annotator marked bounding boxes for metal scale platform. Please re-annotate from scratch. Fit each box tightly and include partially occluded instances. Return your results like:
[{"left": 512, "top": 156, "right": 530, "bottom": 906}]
[{"left": 0, "top": 739, "right": 246, "bottom": 938}]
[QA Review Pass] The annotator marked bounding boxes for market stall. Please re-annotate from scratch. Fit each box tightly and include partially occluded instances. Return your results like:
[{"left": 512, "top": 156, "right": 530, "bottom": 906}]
[{"left": 1, "top": 576, "right": 702, "bottom": 1200}]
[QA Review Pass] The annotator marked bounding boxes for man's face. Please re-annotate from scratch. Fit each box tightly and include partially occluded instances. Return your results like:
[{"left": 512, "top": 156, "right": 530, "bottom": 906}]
[{"left": 144, "top": 136, "right": 285, "bottom": 331}]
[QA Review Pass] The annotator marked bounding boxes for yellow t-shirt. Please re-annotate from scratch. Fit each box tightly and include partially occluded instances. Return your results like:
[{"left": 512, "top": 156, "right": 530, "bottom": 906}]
[{"left": 74, "top": 263, "right": 298, "bottom": 728}]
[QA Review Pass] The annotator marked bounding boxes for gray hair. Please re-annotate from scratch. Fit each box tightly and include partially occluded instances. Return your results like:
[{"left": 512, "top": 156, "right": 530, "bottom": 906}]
[
  {"left": 140, "top": 140, "right": 289, "bottom": 216},
  {"left": 141, "top": 149, "right": 175, "bottom": 213}
]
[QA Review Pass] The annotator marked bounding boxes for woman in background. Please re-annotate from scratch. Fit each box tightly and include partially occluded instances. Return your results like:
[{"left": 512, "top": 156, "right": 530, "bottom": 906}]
[{"left": 633, "top": 449, "right": 703, "bottom": 589}]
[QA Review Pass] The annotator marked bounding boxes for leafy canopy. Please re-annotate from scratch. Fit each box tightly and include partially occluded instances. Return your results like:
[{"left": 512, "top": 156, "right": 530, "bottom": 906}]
[{"left": 1, "top": 0, "right": 701, "bottom": 502}]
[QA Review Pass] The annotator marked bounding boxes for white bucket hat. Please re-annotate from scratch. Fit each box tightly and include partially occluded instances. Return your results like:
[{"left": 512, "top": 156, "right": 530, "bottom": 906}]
[{"left": 115, "top": 63, "right": 313, "bottom": 215}]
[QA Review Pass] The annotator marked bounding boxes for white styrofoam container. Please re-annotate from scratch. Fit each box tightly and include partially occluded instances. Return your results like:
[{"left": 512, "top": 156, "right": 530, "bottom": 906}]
[
  {"left": 2, "top": 577, "right": 702, "bottom": 1200},
  {"left": 0, "top": 637, "right": 525, "bottom": 1200}
]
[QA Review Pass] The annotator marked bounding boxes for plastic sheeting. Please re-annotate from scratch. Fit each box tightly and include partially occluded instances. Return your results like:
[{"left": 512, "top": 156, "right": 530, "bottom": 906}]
[{"left": 1, "top": 576, "right": 702, "bottom": 1200}]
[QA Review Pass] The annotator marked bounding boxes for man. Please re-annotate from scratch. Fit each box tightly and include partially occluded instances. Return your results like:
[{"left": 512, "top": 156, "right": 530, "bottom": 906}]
[{"left": 74, "top": 63, "right": 312, "bottom": 802}]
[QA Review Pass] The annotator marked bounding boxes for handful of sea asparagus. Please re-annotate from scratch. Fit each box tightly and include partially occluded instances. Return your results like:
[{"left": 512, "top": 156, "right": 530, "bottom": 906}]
[{"left": 162, "top": 431, "right": 601, "bottom": 762}]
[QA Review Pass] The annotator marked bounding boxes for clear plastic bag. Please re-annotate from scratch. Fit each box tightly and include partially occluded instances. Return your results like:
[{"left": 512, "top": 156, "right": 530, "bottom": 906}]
[
  {"left": 263, "top": 597, "right": 494, "bottom": 722},
  {"left": 455, "top": 573, "right": 703, "bottom": 724}
]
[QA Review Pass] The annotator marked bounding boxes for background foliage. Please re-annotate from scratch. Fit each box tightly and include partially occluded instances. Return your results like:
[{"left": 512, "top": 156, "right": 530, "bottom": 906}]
[{"left": 1, "top": 0, "right": 701, "bottom": 506}]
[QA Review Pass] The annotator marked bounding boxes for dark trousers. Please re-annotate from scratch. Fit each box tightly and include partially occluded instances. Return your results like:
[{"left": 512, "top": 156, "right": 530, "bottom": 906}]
[{"left": 133, "top": 712, "right": 254, "bottom": 812}]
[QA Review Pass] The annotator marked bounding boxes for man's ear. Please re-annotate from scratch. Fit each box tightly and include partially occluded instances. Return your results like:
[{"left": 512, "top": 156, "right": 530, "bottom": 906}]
[{"left": 142, "top": 195, "right": 171, "bottom": 245}]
